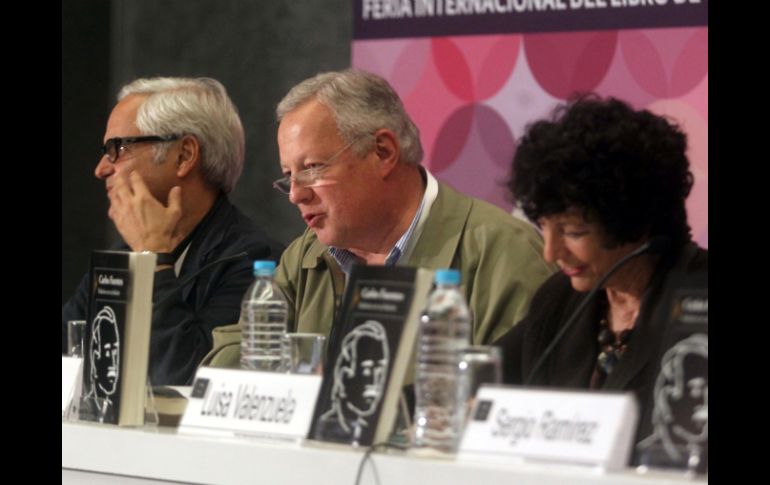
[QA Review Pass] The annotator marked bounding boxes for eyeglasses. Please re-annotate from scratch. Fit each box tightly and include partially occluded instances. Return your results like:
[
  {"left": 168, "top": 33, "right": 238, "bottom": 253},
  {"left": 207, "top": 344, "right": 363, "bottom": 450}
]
[
  {"left": 272, "top": 133, "right": 373, "bottom": 194},
  {"left": 101, "top": 134, "right": 182, "bottom": 164}
]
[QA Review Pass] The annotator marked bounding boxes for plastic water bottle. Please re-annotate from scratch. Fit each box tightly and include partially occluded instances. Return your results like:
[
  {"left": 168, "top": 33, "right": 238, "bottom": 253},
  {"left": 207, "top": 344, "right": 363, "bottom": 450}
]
[
  {"left": 413, "top": 268, "right": 472, "bottom": 452},
  {"left": 239, "top": 260, "right": 288, "bottom": 371}
]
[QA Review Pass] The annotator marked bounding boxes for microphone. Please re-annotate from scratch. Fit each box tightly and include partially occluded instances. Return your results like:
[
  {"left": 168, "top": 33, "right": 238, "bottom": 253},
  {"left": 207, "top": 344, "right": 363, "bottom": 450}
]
[
  {"left": 152, "top": 247, "right": 270, "bottom": 309},
  {"left": 524, "top": 236, "right": 670, "bottom": 385}
]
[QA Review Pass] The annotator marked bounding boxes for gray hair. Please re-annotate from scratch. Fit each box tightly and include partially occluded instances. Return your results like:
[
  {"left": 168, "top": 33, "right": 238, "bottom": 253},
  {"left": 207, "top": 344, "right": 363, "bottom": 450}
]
[
  {"left": 276, "top": 69, "right": 423, "bottom": 166},
  {"left": 118, "top": 77, "right": 244, "bottom": 193}
]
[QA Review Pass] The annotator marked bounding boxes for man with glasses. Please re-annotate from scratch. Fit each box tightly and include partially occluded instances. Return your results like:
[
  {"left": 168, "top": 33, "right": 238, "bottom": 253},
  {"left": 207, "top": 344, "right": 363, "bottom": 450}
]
[
  {"left": 62, "top": 77, "right": 283, "bottom": 385},
  {"left": 206, "top": 69, "right": 554, "bottom": 367}
]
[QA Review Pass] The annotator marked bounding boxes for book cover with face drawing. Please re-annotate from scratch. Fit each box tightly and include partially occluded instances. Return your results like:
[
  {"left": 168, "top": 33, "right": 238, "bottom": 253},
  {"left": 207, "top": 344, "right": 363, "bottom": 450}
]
[
  {"left": 309, "top": 265, "right": 434, "bottom": 446},
  {"left": 80, "top": 250, "right": 156, "bottom": 426},
  {"left": 636, "top": 272, "right": 708, "bottom": 474}
]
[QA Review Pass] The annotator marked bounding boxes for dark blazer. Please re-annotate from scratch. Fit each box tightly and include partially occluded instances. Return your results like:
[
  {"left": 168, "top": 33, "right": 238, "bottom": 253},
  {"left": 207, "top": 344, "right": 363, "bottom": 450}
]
[
  {"left": 62, "top": 195, "right": 284, "bottom": 385},
  {"left": 496, "top": 242, "right": 707, "bottom": 440}
]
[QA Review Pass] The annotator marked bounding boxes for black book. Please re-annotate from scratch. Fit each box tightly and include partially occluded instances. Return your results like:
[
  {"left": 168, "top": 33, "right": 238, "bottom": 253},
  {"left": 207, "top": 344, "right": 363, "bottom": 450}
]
[
  {"left": 635, "top": 271, "right": 708, "bottom": 474},
  {"left": 80, "top": 250, "right": 156, "bottom": 426},
  {"left": 308, "top": 265, "right": 434, "bottom": 446}
]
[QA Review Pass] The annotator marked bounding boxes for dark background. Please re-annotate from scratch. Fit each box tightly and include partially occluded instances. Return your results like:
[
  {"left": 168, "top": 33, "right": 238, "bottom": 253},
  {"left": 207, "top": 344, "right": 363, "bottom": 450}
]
[{"left": 62, "top": 0, "right": 352, "bottom": 303}]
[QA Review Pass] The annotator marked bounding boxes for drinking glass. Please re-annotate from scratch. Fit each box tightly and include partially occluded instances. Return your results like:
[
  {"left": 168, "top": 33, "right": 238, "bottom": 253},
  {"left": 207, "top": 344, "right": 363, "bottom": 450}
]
[
  {"left": 458, "top": 345, "right": 502, "bottom": 420},
  {"left": 67, "top": 320, "right": 87, "bottom": 358},
  {"left": 282, "top": 333, "right": 326, "bottom": 375}
]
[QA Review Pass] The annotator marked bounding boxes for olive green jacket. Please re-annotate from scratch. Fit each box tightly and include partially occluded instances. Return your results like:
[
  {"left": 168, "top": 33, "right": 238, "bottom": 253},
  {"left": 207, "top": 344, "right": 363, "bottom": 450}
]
[{"left": 202, "top": 182, "right": 554, "bottom": 368}]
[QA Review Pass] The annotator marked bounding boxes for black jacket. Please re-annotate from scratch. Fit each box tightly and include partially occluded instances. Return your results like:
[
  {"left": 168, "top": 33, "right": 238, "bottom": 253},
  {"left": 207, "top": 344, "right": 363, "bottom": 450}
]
[
  {"left": 62, "top": 195, "right": 284, "bottom": 385},
  {"left": 496, "top": 242, "right": 707, "bottom": 449}
]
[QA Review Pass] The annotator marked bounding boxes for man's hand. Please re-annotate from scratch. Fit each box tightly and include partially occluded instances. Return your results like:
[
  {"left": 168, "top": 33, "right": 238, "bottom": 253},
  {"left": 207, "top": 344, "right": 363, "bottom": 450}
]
[{"left": 108, "top": 171, "right": 184, "bottom": 253}]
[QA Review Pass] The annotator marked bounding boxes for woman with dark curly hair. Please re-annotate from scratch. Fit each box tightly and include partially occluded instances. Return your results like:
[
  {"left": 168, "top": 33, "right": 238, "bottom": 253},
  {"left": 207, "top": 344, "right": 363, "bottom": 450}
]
[{"left": 496, "top": 94, "right": 707, "bottom": 451}]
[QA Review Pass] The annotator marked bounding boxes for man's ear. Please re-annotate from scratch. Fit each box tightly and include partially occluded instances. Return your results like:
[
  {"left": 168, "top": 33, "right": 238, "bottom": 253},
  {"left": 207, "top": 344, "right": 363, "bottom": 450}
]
[
  {"left": 372, "top": 129, "right": 400, "bottom": 177},
  {"left": 175, "top": 135, "right": 200, "bottom": 177}
]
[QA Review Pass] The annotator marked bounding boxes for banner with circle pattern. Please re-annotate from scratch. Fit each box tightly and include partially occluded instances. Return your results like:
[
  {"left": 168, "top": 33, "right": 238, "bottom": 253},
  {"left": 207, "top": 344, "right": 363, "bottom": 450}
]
[{"left": 352, "top": 0, "right": 708, "bottom": 248}]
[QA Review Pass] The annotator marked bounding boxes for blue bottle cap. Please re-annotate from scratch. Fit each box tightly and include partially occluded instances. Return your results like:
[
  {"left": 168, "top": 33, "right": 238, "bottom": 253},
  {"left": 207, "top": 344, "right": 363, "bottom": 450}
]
[
  {"left": 253, "top": 260, "right": 276, "bottom": 276},
  {"left": 434, "top": 268, "right": 460, "bottom": 285}
]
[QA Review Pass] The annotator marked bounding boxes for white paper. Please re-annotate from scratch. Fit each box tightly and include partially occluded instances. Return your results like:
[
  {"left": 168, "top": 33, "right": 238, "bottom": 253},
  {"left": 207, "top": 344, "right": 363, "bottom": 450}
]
[
  {"left": 179, "top": 367, "right": 322, "bottom": 440},
  {"left": 459, "top": 385, "right": 638, "bottom": 471}
]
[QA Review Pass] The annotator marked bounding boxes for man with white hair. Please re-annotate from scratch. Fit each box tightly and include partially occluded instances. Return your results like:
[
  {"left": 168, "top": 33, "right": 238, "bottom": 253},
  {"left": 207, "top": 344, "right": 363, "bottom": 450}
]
[{"left": 62, "top": 77, "right": 283, "bottom": 385}]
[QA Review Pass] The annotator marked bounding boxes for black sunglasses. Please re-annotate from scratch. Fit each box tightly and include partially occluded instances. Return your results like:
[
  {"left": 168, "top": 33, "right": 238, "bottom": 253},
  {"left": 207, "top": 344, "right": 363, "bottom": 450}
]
[{"left": 101, "top": 134, "right": 181, "bottom": 163}]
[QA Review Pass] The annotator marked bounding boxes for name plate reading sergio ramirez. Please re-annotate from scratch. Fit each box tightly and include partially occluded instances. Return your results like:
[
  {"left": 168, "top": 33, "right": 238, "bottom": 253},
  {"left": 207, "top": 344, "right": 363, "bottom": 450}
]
[{"left": 459, "top": 385, "right": 638, "bottom": 471}]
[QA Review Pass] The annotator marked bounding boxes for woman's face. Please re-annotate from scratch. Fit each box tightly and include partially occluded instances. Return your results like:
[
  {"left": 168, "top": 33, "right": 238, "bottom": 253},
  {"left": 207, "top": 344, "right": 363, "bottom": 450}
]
[{"left": 538, "top": 209, "right": 645, "bottom": 292}]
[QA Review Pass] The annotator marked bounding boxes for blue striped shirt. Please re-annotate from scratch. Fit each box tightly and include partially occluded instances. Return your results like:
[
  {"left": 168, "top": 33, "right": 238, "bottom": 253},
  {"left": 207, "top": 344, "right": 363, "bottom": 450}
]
[{"left": 329, "top": 194, "right": 427, "bottom": 276}]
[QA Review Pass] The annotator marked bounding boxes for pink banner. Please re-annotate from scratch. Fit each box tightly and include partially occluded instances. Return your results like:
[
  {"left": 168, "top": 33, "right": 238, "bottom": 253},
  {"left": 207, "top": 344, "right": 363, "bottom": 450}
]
[{"left": 352, "top": 2, "right": 708, "bottom": 247}]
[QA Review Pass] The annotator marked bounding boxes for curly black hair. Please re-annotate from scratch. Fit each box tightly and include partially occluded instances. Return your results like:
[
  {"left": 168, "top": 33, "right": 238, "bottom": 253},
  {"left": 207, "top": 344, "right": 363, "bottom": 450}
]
[{"left": 509, "top": 94, "right": 694, "bottom": 248}]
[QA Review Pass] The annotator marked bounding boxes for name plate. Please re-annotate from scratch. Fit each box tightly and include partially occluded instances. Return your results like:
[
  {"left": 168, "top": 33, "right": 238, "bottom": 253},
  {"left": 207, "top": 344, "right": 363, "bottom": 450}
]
[
  {"left": 179, "top": 367, "right": 322, "bottom": 440},
  {"left": 61, "top": 356, "right": 83, "bottom": 417},
  {"left": 459, "top": 385, "right": 638, "bottom": 470}
]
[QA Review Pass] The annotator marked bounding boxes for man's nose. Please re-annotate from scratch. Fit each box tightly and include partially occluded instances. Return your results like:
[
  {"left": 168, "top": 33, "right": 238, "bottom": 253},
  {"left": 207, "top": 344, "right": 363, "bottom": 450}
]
[
  {"left": 94, "top": 156, "right": 115, "bottom": 180},
  {"left": 288, "top": 181, "right": 312, "bottom": 205}
]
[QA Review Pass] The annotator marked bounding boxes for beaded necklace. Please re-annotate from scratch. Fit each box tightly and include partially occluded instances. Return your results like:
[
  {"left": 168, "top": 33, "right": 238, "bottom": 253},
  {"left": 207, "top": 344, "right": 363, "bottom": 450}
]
[
  {"left": 593, "top": 296, "right": 636, "bottom": 384},
  {"left": 596, "top": 320, "right": 633, "bottom": 375}
]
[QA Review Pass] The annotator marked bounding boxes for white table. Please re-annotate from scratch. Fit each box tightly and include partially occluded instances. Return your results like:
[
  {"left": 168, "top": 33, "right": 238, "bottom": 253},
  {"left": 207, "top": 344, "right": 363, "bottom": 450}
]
[{"left": 62, "top": 422, "right": 706, "bottom": 485}]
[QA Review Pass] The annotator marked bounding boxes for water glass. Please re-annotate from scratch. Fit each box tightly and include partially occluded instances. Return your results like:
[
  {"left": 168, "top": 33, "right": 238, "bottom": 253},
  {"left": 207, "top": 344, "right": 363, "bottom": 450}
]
[
  {"left": 458, "top": 345, "right": 502, "bottom": 419},
  {"left": 67, "top": 320, "right": 87, "bottom": 358},
  {"left": 282, "top": 333, "right": 326, "bottom": 375}
]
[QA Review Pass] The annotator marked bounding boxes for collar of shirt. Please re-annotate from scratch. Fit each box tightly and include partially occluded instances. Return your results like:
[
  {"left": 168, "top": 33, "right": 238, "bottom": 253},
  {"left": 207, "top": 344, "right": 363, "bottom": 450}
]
[
  {"left": 169, "top": 193, "right": 227, "bottom": 276},
  {"left": 328, "top": 167, "right": 439, "bottom": 276}
]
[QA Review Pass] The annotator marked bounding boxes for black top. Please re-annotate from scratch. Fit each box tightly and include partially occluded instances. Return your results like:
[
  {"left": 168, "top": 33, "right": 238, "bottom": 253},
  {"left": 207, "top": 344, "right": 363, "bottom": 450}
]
[
  {"left": 495, "top": 242, "right": 708, "bottom": 447},
  {"left": 62, "top": 195, "right": 284, "bottom": 385}
]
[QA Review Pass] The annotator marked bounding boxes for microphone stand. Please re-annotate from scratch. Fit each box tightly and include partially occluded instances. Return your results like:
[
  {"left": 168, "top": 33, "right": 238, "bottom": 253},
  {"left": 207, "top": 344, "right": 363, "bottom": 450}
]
[{"left": 525, "top": 237, "right": 668, "bottom": 385}]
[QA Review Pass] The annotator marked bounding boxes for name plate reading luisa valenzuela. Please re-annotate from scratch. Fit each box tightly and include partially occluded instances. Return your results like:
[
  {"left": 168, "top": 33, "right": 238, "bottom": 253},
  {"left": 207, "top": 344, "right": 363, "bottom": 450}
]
[
  {"left": 459, "top": 385, "right": 639, "bottom": 471},
  {"left": 179, "top": 367, "right": 322, "bottom": 441}
]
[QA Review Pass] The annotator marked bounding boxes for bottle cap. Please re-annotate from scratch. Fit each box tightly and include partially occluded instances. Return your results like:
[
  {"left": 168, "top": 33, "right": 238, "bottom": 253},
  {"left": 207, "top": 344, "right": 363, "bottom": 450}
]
[
  {"left": 434, "top": 268, "right": 460, "bottom": 285},
  {"left": 253, "top": 260, "right": 276, "bottom": 276}
]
